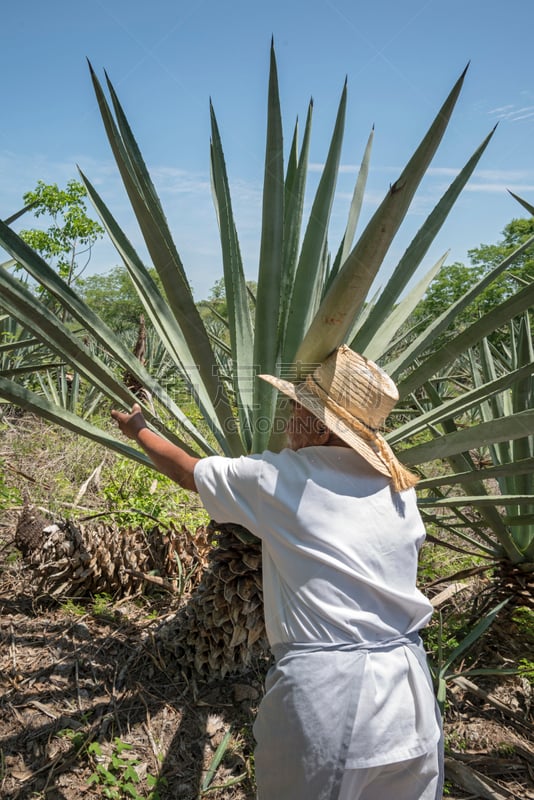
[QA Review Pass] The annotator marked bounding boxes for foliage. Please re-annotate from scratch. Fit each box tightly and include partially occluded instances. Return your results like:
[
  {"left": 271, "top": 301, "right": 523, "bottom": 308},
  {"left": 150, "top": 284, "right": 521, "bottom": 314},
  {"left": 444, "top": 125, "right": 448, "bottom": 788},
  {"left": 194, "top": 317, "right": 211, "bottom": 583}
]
[
  {"left": 410, "top": 217, "right": 534, "bottom": 344},
  {"left": 428, "top": 597, "right": 512, "bottom": 713},
  {"left": 469, "top": 216, "right": 534, "bottom": 275},
  {"left": 79, "top": 264, "right": 165, "bottom": 335},
  {"left": 0, "top": 414, "right": 114, "bottom": 518},
  {"left": 0, "top": 453, "right": 22, "bottom": 509},
  {"left": 100, "top": 457, "right": 209, "bottom": 530},
  {"left": 87, "top": 739, "right": 166, "bottom": 799},
  {"left": 60, "top": 597, "right": 86, "bottom": 617},
  {"left": 18, "top": 179, "right": 104, "bottom": 289}
]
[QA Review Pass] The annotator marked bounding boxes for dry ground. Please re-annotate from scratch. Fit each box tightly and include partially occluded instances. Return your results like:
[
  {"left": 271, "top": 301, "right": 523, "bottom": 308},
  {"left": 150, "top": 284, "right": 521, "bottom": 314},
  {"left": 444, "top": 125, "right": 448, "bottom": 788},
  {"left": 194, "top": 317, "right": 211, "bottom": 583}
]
[{"left": 1, "top": 416, "right": 533, "bottom": 799}]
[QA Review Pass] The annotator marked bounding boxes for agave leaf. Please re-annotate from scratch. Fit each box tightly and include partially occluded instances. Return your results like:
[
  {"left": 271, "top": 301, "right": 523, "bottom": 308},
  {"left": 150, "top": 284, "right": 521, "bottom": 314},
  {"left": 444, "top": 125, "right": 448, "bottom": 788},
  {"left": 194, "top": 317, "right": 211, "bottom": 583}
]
[
  {"left": 508, "top": 316, "right": 533, "bottom": 548},
  {"left": 388, "top": 233, "right": 534, "bottom": 383},
  {"left": 473, "top": 338, "right": 516, "bottom": 470},
  {"left": 80, "top": 169, "right": 226, "bottom": 454},
  {"left": 361, "top": 252, "right": 448, "bottom": 361},
  {"left": 89, "top": 63, "right": 243, "bottom": 456},
  {"left": 419, "top": 494, "right": 534, "bottom": 508},
  {"left": 36, "top": 371, "right": 59, "bottom": 406},
  {"left": 395, "top": 277, "right": 534, "bottom": 396},
  {"left": 0, "top": 336, "right": 42, "bottom": 353},
  {"left": 252, "top": 42, "right": 285, "bottom": 451},
  {"left": 417, "top": 457, "right": 534, "bottom": 489},
  {"left": 352, "top": 127, "right": 496, "bottom": 353},
  {"left": 0, "top": 375, "right": 153, "bottom": 468},
  {"left": 278, "top": 102, "right": 313, "bottom": 351},
  {"left": 415, "top": 377, "right": 516, "bottom": 555},
  {"left": 329, "top": 125, "right": 375, "bottom": 284},
  {"left": 413, "top": 384, "right": 501, "bottom": 537},
  {"left": 0, "top": 222, "right": 165, "bottom": 403},
  {"left": 3, "top": 202, "right": 38, "bottom": 226},
  {"left": 421, "top": 506, "right": 502, "bottom": 554},
  {"left": 201, "top": 728, "right": 234, "bottom": 791},
  {"left": 438, "top": 597, "right": 510, "bottom": 684},
  {"left": 297, "top": 65, "right": 470, "bottom": 367},
  {"left": 0, "top": 247, "right": 214, "bottom": 456},
  {"left": 508, "top": 190, "right": 534, "bottom": 216},
  {"left": 282, "top": 79, "right": 347, "bottom": 364},
  {"left": 400, "top": 408, "right": 534, "bottom": 466},
  {"left": 0, "top": 268, "right": 132, "bottom": 406},
  {"left": 512, "top": 315, "right": 534, "bottom": 462},
  {"left": 472, "top": 341, "right": 509, "bottom": 458},
  {"left": 209, "top": 101, "right": 254, "bottom": 445},
  {"left": 0, "top": 259, "right": 18, "bottom": 271},
  {"left": 1, "top": 363, "right": 63, "bottom": 378},
  {"left": 389, "top": 361, "right": 534, "bottom": 444}
]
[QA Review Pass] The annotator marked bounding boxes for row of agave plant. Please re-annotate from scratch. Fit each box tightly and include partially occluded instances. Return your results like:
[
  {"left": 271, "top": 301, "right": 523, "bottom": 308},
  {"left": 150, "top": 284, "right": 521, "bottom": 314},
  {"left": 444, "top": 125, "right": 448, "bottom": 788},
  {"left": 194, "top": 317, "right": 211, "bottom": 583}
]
[{"left": 0, "top": 42, "right": 533, "bottom": 595}]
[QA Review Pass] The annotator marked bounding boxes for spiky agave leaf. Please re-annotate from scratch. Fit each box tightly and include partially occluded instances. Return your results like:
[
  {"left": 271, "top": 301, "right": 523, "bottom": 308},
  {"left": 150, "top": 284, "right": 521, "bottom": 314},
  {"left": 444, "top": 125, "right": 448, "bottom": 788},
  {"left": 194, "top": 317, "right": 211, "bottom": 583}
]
[
  {"left": 0, "top": 225, "right": 216, "bottom": 449},
  {"left": 88, "top": 62, "right": 244, "bottom": 458},
  {"left": 295, "top": 64, "right": 471, "bottom": 367},
  {"left": 78, "top": 169, "right": 228, "bottom": 454},
  {"left": 251, "top": 42, "right": 285, "bottom": 451},
  {"left": 281, "top": 79, "right": 348, "bottom": 365},
  {"left": 0, "top": 375, "right": 153, "bottom": 467},
  {"left": 351, "top": 127, "right": 497, "bottom": 356},
  {"left": 209, "top": 102, "right": 255, "bottom": 448},
  {"left": 0, "top": 259, "right": 211, "bottom": 456}
]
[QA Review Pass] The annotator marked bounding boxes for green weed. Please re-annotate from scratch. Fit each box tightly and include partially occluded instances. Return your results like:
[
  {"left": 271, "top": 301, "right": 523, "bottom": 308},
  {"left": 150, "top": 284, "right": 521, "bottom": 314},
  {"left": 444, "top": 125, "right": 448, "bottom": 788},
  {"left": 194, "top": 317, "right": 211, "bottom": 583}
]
[
  {"left": 60, "top": 598, "right": 86, "bottom": 617},
  {"left": 91, "top": 592, "right": 115, "bottom": 620},
  {"left": 0, "top": 458, "right": 21, "bottom": 509},
  {"left": 101, "top": 457, "right": 209, "bottom": 530},
  {"left": 87, "top": 738, "right": 167, "bottom": 799}
]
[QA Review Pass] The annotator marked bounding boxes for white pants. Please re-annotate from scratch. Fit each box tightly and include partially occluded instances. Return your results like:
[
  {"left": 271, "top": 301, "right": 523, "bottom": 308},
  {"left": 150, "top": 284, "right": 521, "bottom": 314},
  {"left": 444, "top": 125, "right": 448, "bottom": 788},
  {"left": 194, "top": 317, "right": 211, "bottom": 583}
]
[{"left": 338, "top": 747, "right": 443, "bottom": 800}]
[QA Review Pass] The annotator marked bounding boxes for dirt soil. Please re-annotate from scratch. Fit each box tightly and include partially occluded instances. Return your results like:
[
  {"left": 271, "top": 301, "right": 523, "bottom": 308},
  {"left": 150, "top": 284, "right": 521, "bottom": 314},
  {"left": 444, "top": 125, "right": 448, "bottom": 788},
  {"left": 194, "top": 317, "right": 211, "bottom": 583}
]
[
  {"left": 1, "top": 532, "right": 533, "bottom": 800},
  {"left": 0, "top": 546, "right": 263, "bottom": 800}
]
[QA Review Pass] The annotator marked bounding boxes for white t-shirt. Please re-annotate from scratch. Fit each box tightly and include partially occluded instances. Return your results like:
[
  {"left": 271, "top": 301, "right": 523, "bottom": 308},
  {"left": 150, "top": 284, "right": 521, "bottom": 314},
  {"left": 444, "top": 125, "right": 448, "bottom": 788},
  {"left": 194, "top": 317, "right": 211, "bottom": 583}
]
[
  {"left": 194, "top": 446, "right": 442, "bottom": 769},
  {"left": 194, "top": 445, "right": 433, "bottom": 647}
]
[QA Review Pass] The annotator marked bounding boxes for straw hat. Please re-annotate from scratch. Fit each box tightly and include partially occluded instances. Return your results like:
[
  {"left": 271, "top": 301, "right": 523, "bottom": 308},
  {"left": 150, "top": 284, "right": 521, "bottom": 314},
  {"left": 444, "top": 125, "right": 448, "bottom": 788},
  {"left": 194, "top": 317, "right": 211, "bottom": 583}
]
[{"left": 259, "top": 345, "right": 418, "bottom": 492}]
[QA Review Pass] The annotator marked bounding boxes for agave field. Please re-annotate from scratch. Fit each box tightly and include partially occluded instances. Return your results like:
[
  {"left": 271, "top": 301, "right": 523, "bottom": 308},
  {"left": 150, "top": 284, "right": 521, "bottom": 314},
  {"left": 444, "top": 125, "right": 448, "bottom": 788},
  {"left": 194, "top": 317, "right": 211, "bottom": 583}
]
[{"left": 0, "top": 42, "right": 533, "bottom": 798}]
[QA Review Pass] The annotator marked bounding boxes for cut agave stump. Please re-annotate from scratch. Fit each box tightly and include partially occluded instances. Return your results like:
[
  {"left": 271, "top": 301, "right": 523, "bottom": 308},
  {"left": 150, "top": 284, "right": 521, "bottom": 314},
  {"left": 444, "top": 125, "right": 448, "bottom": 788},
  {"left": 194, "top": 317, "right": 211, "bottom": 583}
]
[
  {"left": 14, "top": 504, "right": 212, "bottom": 598},
  {"left": 157, "top": 521, "right": 270, "bottom": 677}
]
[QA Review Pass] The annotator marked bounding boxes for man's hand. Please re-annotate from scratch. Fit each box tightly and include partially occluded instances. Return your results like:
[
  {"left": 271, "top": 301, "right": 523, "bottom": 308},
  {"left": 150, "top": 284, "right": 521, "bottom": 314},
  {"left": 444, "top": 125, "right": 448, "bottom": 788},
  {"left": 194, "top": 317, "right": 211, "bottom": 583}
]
[
  {"left": 111, "top": 403, "right": 147, "bottom": 441},
  {"left": 111, "top": 403, "right": 199, "bottom": 492}
]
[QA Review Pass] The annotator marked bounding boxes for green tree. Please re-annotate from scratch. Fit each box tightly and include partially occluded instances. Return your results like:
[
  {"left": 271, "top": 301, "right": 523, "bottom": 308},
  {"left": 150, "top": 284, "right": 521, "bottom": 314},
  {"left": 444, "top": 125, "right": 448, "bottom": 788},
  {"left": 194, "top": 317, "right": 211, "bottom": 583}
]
[
  {"left": 411, "top": 260, "right": 484, "bottom": 326},
  {"left": 79, "top": 265, "right": 164, "bottom": 335},
  {"left": 19, "top": 179, "right": 104, "bottom": 288},
  {"left": 411, "top": 217, "right": 534, "bottom": 336},
  {"left": 469, "top": 216, "right": 534, "bottom": 275}
]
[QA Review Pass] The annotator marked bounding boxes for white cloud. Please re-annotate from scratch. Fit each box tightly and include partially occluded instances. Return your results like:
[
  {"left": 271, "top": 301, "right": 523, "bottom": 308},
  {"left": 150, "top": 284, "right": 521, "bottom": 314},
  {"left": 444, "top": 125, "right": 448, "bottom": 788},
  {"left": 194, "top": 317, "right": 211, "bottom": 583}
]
[{"left": 488, "top": 104, "right": 534, "bottom": 122}]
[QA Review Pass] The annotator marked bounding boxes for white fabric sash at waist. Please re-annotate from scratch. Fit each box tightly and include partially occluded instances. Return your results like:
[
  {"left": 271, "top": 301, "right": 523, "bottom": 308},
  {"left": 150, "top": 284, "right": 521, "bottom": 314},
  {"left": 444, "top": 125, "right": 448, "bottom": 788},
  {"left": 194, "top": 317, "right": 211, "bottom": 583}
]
[{"left": 271, "top": 631, "right": 421, "bottom": 661}]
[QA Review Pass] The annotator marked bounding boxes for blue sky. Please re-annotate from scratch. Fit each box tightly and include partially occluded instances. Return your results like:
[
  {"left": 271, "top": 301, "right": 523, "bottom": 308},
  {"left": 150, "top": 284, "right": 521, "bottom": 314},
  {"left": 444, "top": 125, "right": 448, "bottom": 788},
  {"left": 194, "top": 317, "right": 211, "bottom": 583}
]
[{"left": 2, "top": 0, "right": 534, "bottom": 299}]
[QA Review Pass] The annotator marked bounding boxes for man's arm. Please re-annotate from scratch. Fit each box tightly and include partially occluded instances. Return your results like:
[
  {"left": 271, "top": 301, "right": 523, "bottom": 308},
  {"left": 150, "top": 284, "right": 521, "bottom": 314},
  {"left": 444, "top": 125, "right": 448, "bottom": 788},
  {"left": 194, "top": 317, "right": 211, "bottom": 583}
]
[{"left": 111, "top": 404, "right": 200, "bottom": 492}]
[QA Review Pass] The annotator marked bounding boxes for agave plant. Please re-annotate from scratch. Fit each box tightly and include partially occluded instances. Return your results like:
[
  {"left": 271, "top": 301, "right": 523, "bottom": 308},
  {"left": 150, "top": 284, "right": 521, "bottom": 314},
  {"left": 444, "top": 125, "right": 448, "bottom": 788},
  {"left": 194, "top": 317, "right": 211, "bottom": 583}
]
[
  {"left": 1, "top": 43, "right": 533, "bottom": 672},
  {"left": 386, "top": 263, "right": 534, "bottom": 578},
  {"left": 448, "top": 312, "right": 534, "bottom": 579}
]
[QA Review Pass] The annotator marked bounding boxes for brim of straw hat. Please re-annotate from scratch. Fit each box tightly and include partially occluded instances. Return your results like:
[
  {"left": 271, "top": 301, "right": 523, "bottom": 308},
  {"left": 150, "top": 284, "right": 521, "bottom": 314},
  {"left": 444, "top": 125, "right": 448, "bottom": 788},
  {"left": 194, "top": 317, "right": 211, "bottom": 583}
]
[{"left": 258, "top": 373, "right": 395, "bottom": 481}]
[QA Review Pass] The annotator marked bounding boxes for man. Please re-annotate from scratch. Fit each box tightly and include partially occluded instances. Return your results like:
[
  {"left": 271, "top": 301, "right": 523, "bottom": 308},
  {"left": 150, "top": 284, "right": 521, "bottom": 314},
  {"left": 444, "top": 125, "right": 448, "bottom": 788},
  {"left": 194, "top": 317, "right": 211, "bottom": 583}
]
[{"left": 112, "top": 345, "right": 443, "bottom": 800}]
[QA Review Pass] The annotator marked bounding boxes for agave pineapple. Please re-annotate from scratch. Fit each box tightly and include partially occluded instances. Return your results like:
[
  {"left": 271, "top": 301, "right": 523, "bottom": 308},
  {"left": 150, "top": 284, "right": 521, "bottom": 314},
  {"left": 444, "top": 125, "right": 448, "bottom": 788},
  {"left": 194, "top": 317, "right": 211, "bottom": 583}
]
[{"left": 15, "top": 503, "right": 212, "bottom": 599}]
